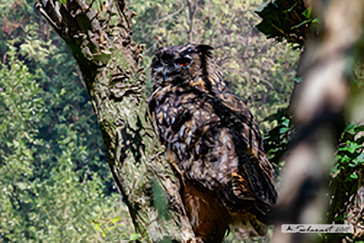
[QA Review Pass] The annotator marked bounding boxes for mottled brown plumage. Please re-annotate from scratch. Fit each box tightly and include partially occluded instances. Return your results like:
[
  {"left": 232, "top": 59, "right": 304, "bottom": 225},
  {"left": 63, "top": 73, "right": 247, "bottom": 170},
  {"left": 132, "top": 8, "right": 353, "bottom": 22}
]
[{"left": 149, "top": 44, "right": 277, "bottom": 242}]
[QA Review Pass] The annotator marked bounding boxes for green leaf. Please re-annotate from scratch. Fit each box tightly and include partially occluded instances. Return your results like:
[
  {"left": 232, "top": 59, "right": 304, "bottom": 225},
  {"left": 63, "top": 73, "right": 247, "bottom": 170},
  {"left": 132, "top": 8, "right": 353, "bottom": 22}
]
[
  {"left": 129, "top": 233, "right": 139, "bottom": 241},
  {"left": 92, "top": 220, "right": 106, "bottom": 237},
  {"left": 255, "top": 0, "right": 310, "bottom": 46},
  {"left": 111, "top": 216, "right": 121, "bottom": 224}
]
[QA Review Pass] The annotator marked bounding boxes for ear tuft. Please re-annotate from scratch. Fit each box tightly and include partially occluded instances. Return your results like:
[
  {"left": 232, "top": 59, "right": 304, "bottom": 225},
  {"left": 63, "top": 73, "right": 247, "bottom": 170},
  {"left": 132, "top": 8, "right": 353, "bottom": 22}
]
[{"left": 196, "top": 44, "right": 214, "bottom": 53}]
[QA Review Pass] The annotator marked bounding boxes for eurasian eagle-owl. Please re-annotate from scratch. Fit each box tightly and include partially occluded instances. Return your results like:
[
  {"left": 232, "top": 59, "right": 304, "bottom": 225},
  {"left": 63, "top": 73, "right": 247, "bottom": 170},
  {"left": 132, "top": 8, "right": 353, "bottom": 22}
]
[{"left": 149, "top": 44, "right": 277, "bottom": 242}]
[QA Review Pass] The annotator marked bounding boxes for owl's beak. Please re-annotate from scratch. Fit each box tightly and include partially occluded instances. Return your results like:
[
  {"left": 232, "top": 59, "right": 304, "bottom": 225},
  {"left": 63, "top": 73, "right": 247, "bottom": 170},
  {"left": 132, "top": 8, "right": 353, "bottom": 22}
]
[{"left": 163, "top": 68, "right": 168, "bottom": 82}]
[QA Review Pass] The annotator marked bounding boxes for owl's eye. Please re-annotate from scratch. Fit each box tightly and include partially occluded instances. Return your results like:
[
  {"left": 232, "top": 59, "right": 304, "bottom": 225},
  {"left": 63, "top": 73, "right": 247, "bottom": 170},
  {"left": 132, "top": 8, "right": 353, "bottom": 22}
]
[{"left": 175, "top": 57, "right": 191, "bottom": 67}]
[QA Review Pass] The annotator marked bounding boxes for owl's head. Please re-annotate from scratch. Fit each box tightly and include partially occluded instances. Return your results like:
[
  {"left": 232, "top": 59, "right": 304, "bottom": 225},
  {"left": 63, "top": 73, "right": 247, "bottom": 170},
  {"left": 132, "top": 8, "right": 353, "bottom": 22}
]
[{"left": 151, "top": 44, "right": 215, "bottom": 86}]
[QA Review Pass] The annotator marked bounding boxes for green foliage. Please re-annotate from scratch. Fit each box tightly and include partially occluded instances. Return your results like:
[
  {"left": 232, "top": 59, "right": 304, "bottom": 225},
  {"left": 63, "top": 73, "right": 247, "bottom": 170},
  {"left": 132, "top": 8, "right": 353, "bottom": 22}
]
[
  {"left": 334, "top": 124, "right": 363, "bottom": 182},
  {"left": 263, "top": 108, "right": 294, "bottom": 178},
  {"left": 256, "top": 0, "right": 315, "bottom": 47},
  {"left": 322, "top": 123, "right": 364, "bottom": 242},
  {"left": 0, "top": 44, "right": 133, "bottom": 242},
  {"left": 0, "top": 0, "right": 134, "bottom": 241},
  {"left": 1, "top": 0, "right": 113, "bottom": 190},
  {"left": 329, "top": 123, "right": 363, "bottom": 214}
]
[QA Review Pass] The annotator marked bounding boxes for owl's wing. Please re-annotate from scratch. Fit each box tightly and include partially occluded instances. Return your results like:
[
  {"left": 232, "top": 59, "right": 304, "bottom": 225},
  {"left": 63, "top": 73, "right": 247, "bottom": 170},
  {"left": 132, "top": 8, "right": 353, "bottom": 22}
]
[{"left": 210, "top": 89, "right": 278, "bottom": 215}]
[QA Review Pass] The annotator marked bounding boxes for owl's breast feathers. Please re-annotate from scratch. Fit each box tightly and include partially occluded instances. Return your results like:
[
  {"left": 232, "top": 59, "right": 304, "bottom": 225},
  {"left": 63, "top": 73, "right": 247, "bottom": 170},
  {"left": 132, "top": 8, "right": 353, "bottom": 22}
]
[{"left": 149, "top": 73, "right": 277, "bottom": 215}]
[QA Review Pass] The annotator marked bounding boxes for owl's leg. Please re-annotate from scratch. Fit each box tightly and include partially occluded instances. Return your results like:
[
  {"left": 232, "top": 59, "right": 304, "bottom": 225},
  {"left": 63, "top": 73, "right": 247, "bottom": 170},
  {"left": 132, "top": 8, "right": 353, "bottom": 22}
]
[
  {"left": 241, "top": 213, "right": 268, "bottom": 237},
  {"left": 182, "top": 181, "right": 231, "bottom": 243},
  {"left": 249, "top": 217, "right": 267, "bottom": 236}
]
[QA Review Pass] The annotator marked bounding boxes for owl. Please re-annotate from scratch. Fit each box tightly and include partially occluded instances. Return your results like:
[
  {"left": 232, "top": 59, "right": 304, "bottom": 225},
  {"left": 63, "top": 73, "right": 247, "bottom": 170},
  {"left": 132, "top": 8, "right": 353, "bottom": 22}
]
[{"left": 149, "top": 44, "right": 277, "bottom": 242}]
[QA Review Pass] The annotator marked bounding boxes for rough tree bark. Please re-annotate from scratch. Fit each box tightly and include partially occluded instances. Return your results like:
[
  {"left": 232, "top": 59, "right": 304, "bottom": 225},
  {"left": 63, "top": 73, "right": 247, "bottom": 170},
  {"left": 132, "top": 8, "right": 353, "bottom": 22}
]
[{"left": 36, "top": 0, "right": 196, "bottom": 242}]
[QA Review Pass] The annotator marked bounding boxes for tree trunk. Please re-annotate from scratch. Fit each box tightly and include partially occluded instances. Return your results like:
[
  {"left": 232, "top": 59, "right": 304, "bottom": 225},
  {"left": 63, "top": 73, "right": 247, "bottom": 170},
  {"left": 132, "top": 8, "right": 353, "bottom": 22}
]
[{"left": 35, "top": 0, "right": 196, "bottom": 242}]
